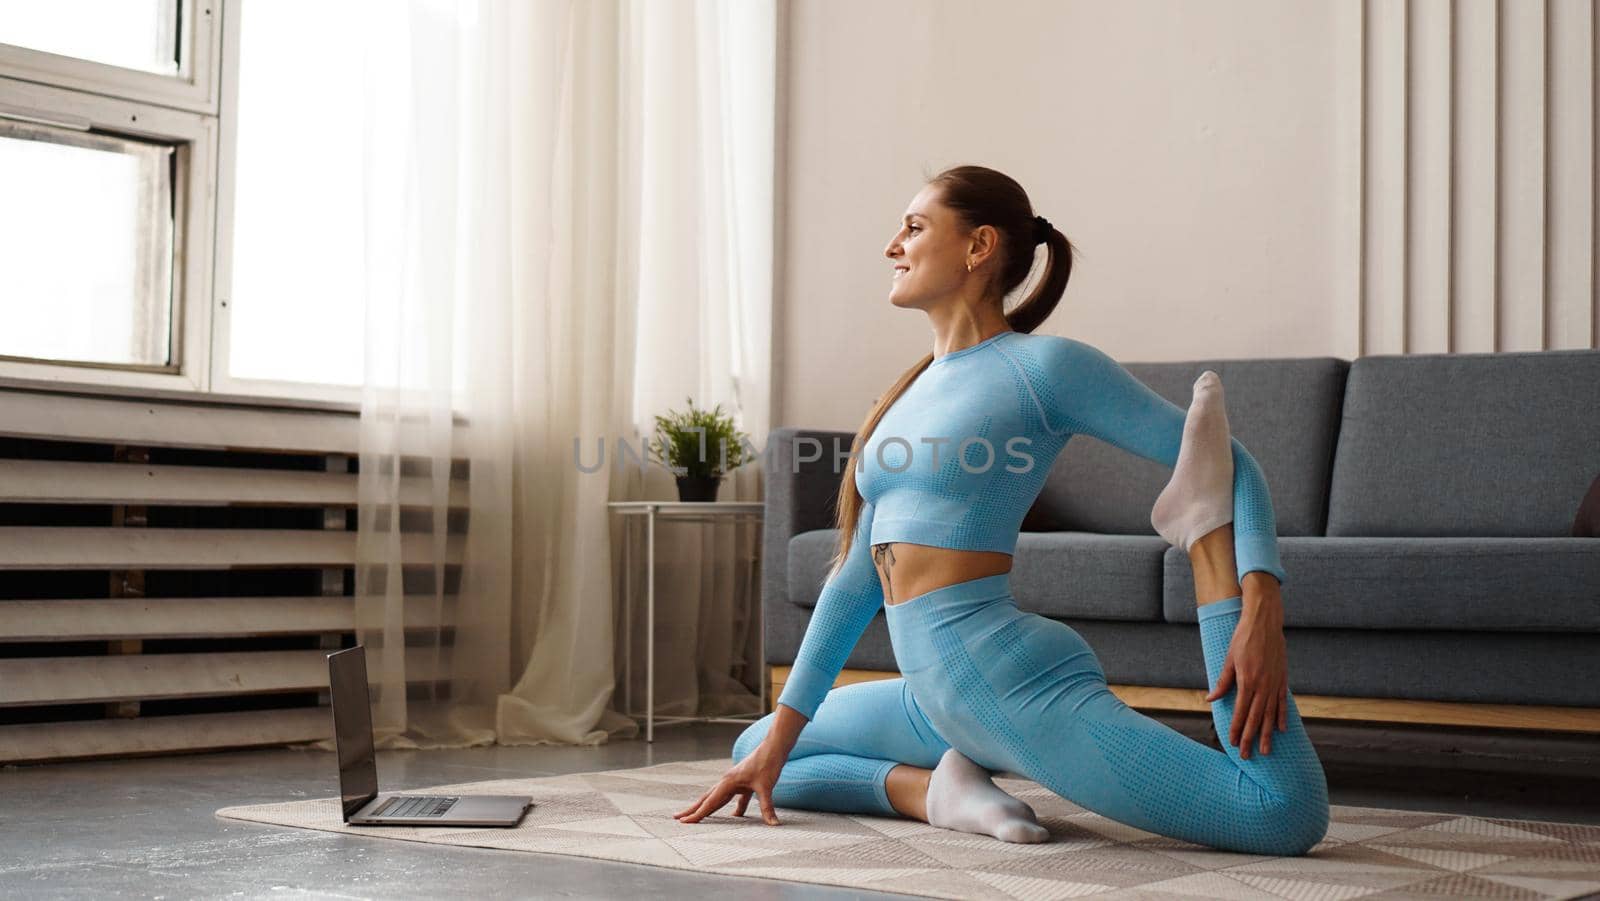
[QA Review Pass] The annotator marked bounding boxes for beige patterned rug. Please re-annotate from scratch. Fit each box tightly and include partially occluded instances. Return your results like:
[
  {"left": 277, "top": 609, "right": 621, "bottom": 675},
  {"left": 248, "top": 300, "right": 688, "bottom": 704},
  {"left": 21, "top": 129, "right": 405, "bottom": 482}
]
[{"left": 216, "top": 758, "right": 1600, "bottom": 900}]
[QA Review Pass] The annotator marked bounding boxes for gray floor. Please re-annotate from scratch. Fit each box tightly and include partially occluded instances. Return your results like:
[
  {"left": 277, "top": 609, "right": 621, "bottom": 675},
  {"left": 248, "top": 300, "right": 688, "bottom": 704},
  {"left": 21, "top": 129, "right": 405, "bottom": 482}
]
[{"left": 3, "top": 722, "right": 1599, "bottom": 900}]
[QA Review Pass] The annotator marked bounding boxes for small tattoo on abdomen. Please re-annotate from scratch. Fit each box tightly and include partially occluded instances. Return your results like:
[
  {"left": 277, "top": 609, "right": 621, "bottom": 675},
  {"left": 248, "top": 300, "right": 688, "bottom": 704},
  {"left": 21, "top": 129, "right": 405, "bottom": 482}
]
[{"left": 872, "top": 542, "right": 897, "bottom": 603}]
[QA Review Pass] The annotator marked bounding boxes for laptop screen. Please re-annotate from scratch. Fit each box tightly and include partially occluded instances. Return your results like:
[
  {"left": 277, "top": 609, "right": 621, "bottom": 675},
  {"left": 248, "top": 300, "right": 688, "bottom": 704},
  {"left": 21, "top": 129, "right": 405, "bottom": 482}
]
[{"left": 327, "top": 647, "right": 379, "bottom": 820}]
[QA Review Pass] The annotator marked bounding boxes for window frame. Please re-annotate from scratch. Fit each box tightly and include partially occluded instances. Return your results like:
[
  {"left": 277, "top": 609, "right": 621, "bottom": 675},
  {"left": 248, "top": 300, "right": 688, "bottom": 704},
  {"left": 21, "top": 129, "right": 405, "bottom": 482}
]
[
  {"left": 0, "top": 74, "right": 216, "bottom": 394},
  {"left": 0, "top": 1, "right": 222, "bottom": 115},
  {"left": 0, "top": 0, "right": 362, "bottom": 408},
  {"left": 205, "top": 0, "right": 362, "bottom": 406}
]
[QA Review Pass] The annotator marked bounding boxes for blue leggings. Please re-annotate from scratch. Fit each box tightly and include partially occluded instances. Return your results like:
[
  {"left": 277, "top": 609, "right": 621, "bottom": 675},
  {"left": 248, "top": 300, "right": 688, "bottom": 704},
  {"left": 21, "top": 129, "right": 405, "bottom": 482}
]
[{"left": 736, "top": 573, "right": 1330, "bottom": 856}]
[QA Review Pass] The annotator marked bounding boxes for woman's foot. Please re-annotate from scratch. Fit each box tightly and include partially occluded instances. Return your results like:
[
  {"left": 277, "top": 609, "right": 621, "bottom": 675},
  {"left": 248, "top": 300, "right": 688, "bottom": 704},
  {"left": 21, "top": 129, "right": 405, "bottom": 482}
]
[
  {"left": 924, "top": 749, "right": 1050, "bottom": 844},
  {"left": 1150, "top": 370, "right": 1235, "bottom": 551}
]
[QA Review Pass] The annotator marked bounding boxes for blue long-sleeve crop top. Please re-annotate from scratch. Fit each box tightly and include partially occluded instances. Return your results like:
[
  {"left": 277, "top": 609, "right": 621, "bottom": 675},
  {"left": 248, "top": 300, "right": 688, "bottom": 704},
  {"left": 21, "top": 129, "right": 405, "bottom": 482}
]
[{"left": 776, "top": 330, "right": 1287, "bottom": 721}]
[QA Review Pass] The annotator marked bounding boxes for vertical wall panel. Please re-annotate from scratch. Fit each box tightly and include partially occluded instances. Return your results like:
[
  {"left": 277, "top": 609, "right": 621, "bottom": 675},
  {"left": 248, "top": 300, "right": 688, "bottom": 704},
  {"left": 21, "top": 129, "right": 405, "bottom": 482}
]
[
  {"left": 1547, "top": 0, "right": 1595, "bottom": 349},
  {"left": 1336, "top": 0, "right": 1368, "bottom": 361},
  {"left": 1360, "top": 0, "right": 1594, "bottom": 357},
  {"left": 1452, "top": 0, "right": 1500, "bottom": 353},
  {"left": 1364, "top": 0, "right": 1411, "bottom": 355},
  {"left": 1409, "top": 0, "right": 1454, "bottom": 352},
  {"left": 1497, "top": 0, "right": 1547, "bottom": 351}
]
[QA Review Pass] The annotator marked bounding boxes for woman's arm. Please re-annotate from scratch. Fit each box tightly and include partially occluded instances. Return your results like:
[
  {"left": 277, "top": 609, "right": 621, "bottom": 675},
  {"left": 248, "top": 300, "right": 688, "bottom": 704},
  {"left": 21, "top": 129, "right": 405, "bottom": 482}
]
[
  {"left": 676, "top": 502, "right": 881, "bottom": 828},
  {"left": 676, "top": 501, "right": 881, "bottom": 828},
  {"left": 774, "top": 499, "right": 886, "bottom": 723},
  {"left": 1025, "top": 337, "right": 1288, "bottom": 586}
]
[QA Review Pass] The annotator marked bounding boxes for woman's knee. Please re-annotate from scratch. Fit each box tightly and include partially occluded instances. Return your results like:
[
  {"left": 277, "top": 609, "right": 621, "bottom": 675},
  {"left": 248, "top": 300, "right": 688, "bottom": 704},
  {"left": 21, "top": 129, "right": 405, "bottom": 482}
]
[
  {"left": 732, "top": 714, "right": 773, "bottom": 761},
  {"left": 1278, "top": 808, "right": 1330, "bottom": 856},
  {"left": 1263, "top": 787, "right": 1330, "bottom": 856}
]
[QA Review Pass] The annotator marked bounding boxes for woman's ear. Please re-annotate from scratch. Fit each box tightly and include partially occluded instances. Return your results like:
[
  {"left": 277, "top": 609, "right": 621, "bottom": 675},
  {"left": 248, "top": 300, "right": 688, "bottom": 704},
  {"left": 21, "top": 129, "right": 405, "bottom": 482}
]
[{"left": 968, "top": 224, "right": 1000, "bottom": 268}]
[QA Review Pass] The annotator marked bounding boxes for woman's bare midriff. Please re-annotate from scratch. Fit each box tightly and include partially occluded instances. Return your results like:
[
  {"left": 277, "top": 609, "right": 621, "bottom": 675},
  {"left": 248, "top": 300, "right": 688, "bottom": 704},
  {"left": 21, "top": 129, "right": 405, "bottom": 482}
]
[{"left": 869, "top": 541, "right": 1013, "bottom": 606}]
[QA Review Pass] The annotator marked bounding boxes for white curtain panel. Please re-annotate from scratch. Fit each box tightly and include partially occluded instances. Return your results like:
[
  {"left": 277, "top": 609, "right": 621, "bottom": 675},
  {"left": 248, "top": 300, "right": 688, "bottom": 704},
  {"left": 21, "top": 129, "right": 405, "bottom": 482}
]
[{"left": 353, "top": 0, "right": 774, "bottom": 749}]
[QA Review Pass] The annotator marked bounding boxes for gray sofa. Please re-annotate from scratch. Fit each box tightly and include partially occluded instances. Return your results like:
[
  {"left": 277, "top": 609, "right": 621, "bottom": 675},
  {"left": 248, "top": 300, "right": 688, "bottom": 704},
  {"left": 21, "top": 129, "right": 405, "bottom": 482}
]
[{"left": 762, "top": 348, "right": 1600, "bottom": 718}]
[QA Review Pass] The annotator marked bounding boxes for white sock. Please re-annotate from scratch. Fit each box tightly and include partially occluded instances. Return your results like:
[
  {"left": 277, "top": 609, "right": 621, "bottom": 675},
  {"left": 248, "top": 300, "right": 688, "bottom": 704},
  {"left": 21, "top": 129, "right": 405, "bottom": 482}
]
[
  {"left": 924, "top": 749, "right": 1049, "bottom": 844},
  {"left": 1150, "top": 370, "right": 1235, "bottom": 551}
]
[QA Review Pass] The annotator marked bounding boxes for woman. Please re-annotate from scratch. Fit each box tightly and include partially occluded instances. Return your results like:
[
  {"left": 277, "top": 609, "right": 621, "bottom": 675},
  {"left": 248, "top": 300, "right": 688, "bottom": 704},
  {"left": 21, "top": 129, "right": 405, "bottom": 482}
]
[{"left": 674, "top": 165, "right": 1330, "bottom": 856}]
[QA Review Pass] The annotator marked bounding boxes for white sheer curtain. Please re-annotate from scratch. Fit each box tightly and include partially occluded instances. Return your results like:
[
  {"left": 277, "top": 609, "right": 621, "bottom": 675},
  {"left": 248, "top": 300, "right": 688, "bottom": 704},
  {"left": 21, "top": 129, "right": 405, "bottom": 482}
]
[
  {"left": 351, "top": 0, "right": 774, "bottom": 749},
  {"left": 610, "top": 0, "right": 775, "bottom": 721}
]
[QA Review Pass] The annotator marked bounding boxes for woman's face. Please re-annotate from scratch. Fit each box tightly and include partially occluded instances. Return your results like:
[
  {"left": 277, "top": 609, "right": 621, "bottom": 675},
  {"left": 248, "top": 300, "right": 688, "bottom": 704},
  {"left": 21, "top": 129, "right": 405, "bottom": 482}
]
[{"left": 884, "top": 184, "right": 977, "bottom": 310}]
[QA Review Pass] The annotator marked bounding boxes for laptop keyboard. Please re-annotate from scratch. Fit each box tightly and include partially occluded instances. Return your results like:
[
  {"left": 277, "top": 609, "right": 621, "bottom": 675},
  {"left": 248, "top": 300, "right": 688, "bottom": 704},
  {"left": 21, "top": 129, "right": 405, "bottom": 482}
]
[{"left": 373, "top": 795, "right": 460, "bottom": 818}]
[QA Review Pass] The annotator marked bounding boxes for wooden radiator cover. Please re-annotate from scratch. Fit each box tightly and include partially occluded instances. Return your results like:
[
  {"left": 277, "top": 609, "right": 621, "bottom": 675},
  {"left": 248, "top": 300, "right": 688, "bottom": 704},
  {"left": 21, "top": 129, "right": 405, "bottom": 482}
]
[{"left": 0, "top": 388, "right": 466, "bottom": 764}]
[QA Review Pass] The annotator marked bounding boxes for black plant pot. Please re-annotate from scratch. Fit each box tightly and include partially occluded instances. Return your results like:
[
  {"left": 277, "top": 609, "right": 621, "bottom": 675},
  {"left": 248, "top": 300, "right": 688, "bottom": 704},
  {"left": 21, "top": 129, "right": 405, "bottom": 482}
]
[{"left": 675, "top": 474, "right": 723, "bottom": 502}]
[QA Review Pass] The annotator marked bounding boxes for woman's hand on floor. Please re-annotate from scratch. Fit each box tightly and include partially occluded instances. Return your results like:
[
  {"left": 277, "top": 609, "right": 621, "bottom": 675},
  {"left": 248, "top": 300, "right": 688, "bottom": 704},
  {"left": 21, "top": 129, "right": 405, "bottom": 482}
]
[
  {"left": 673, "top": 741, "right": 787, "bottom": 826},
  {"left": 1204, "top": 582, "right": 1288, "bottom": 760}
]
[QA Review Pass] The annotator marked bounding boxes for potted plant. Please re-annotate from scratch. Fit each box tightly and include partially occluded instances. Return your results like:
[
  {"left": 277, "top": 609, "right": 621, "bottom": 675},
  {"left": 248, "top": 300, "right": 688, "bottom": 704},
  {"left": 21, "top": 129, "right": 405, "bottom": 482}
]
[{"left": 649, "top": 397, "right": 752, "bottom": 502}]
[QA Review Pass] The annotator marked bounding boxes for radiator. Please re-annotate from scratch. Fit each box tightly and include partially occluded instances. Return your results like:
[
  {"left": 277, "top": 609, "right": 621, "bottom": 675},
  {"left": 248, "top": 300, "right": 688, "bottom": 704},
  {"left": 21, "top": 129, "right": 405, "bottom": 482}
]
[{"left": 0, "top": 387, "right": 464, "bottom": 764}]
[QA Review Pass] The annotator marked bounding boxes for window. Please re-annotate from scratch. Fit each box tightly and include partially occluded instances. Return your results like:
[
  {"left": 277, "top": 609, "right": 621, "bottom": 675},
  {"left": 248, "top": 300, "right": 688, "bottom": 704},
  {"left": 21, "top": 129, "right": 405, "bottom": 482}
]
[
  {"left": 0, "top": 1, "right": 183, "bottom": 75},
  {"left": 0, "top": 120, "right": 175, "bottom": 368},
  {"left": 0, "top": 1, "right": 360, "bottom": 404},
  {"left": 0, "top": 1, "right": 217, "bottom": 112},
  {"left": 214, "top": 0, "right": 367, "bottom": 391},
  {"left": 0, "top": 71, "right": 215, "bottom": 392}
]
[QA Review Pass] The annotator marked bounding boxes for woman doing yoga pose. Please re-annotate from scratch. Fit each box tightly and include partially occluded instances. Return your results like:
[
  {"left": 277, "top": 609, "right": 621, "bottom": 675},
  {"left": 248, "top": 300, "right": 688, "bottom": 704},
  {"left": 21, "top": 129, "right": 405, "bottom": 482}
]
[{"left": 674, "top": 165, "right": 1330, "bottom": 856}]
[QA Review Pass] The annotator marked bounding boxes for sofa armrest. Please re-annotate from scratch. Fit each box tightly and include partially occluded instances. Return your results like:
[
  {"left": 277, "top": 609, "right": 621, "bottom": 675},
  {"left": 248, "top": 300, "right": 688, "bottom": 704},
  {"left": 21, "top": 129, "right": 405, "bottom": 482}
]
[{"left": 761, "top": 426, "right": 858, "bottom": 662}]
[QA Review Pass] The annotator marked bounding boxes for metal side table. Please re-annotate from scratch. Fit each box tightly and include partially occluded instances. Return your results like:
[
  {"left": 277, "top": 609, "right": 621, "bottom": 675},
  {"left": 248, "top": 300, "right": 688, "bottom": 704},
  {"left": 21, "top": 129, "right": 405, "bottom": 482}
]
[{"left": 608, "top": 501, "right": 765, "bottom": 742}]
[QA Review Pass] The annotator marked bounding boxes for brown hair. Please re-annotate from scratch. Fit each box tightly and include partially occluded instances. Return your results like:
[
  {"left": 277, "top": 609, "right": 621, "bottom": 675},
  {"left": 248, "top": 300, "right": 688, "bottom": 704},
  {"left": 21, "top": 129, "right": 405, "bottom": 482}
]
[{"left": 826, "top": 165, "right": 1077, "bottom": 578}]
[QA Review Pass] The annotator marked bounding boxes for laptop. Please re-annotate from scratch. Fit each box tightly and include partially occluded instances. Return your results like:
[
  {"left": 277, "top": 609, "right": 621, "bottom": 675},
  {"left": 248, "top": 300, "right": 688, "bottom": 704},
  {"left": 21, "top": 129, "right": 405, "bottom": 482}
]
[{"left": 328, "top": 645, "right": 533, "bottom": 827}]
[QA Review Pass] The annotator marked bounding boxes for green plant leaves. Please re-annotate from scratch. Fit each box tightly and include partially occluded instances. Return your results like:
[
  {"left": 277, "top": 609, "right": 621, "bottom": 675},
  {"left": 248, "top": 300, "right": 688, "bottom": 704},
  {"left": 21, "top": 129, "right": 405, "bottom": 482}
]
[{"left": 648, "top": 395, "right": 752, "bottom": 478}]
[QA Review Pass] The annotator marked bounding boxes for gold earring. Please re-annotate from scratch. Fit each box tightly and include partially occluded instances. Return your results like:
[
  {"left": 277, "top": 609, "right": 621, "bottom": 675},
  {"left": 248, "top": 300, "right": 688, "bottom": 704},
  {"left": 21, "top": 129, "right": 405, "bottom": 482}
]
[{"left": 966, "top": 260, "right": 973, "bottom": 273}]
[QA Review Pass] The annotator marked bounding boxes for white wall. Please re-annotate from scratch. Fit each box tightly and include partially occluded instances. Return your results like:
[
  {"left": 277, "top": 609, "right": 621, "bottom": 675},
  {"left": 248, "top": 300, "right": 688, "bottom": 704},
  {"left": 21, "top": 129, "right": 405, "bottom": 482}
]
[{"left": 774, "top": 0, "right": 1597, "bottom": 432}]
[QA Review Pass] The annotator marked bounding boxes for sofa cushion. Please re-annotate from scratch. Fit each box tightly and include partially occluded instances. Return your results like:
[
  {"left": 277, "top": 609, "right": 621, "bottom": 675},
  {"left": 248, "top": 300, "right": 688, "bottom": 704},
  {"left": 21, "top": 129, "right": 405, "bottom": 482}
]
[
  {"left": 1012, "top": 532, "right": 1166, "bottom": 621},
  {"left": 1026, "top": 357, "right": 1346, "bottom": 538},
  {"left": 787, "top": 530, "right": 1167, "bottom": 622},
  {"left": 787, "top": 529, "right": 848, "bottom": 610},
  {"left": 1327, "top": 349, "right": 1600, "bottom": 537},
  {"left": 1162, "top": 537, "right": 1600, "bottom": 631}
]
